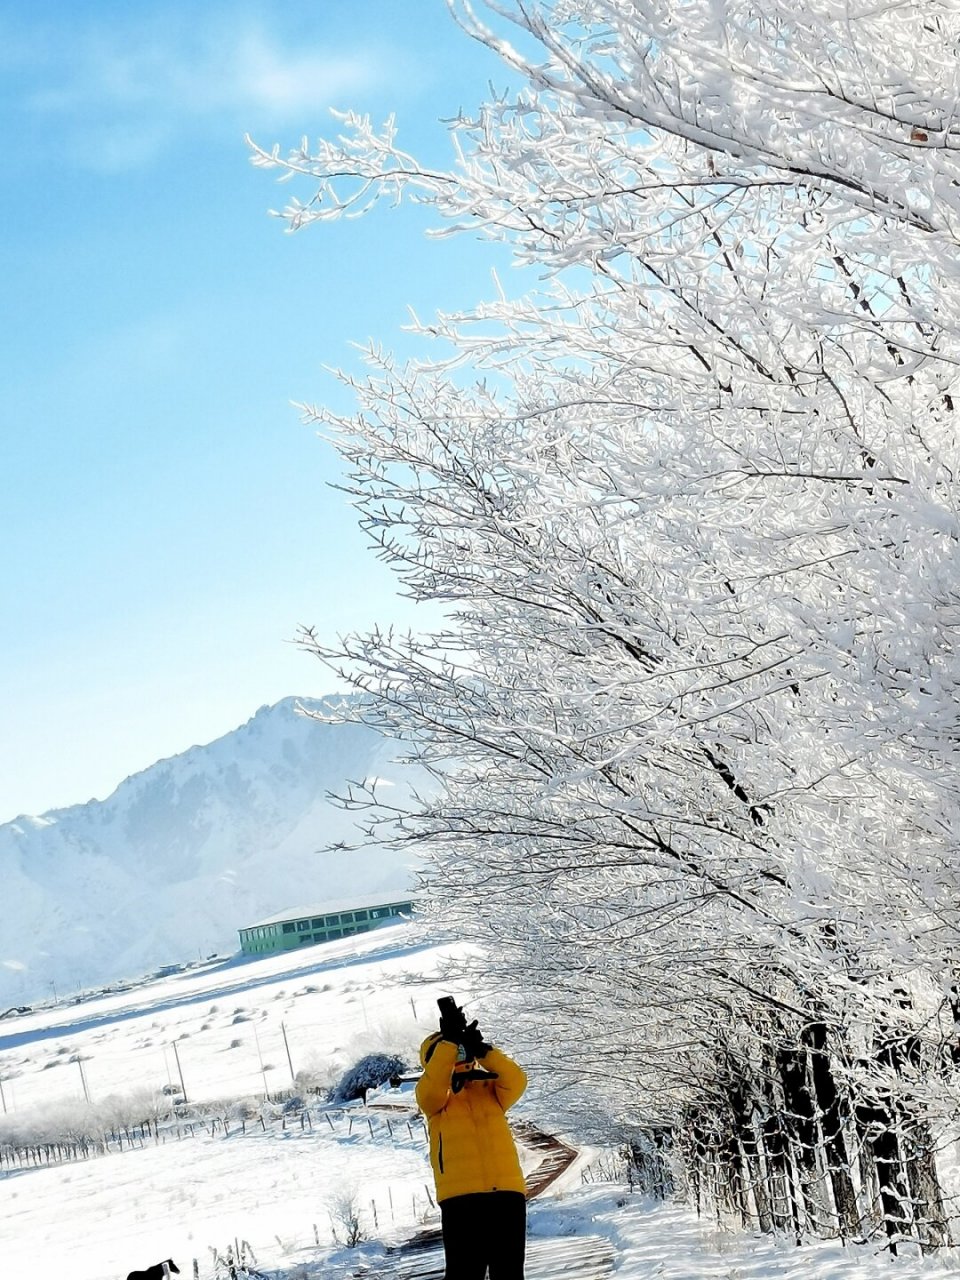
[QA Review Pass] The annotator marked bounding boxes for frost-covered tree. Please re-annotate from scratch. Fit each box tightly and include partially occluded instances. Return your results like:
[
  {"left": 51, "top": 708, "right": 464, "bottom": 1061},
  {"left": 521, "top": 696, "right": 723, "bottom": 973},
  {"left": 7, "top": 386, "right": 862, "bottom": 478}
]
[{"left": 252, "top": 0, "right": 960, "bottom": 1249}]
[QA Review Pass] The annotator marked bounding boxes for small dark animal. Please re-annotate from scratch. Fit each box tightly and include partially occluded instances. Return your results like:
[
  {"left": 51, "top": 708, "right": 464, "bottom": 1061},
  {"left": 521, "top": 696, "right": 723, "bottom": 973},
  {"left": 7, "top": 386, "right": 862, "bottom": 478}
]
[{"left": 126, "top": 1262, "right": 180, "bottom": 1280}]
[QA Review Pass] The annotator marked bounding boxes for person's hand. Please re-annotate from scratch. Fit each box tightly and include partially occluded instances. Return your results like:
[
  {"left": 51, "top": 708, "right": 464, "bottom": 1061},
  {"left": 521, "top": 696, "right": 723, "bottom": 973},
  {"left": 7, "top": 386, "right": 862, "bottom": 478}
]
[
  {"left": 460, "top": 1020, "right": 492, "bottom": 1060},
  {"left": 439, "top": 1001, "right": 468, "bottom": 1044}
]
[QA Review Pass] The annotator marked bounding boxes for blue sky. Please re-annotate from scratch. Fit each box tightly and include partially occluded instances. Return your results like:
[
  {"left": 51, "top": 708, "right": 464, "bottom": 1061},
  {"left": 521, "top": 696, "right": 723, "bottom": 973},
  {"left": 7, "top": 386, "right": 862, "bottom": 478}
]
[{"left": 1, "top": 1, "right": 514, "bottom": 821}]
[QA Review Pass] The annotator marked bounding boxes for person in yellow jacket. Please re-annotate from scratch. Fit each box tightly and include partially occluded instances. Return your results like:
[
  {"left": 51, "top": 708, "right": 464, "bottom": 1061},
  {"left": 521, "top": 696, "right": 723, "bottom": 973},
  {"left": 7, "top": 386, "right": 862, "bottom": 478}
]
[{"left": 416, "top": 999, "right": 527, "bottom": 1280}]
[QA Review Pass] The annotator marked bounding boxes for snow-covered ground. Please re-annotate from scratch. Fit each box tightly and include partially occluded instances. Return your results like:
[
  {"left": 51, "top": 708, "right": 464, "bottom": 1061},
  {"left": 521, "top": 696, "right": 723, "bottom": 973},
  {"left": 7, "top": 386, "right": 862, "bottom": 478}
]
[
  {"left": 0, "top": 924, "right": 454, "bottom": 1113},
  {"left": 2, "top": 925, "right": 959, "bottom": 1279},
  {"left": 531, "top": 1190, "right": 960, "bottom": 1280}
]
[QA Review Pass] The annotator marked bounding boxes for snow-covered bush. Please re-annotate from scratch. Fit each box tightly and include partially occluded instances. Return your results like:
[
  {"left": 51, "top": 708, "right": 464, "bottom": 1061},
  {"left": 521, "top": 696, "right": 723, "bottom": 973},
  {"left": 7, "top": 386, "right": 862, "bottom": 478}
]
[
  {"left": 328, "top": 1187, "right": 366, "bottom": 1247},
  {"left": 293, "top": 1061, "right": 340, "bottom": 1097},
  {"left": 328, "top": 1053, "right": 407, "bottom": 1104},
  {"left": 228, "top": 1098, "right": 259, "bottom": 1122}
]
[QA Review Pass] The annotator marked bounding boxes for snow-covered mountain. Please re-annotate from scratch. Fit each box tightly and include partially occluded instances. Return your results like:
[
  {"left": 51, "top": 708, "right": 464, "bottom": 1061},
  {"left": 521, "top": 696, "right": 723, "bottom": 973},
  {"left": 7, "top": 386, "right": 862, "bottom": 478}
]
[{"left": 0, "top": 697, "right": 423, "bottom": 1006}]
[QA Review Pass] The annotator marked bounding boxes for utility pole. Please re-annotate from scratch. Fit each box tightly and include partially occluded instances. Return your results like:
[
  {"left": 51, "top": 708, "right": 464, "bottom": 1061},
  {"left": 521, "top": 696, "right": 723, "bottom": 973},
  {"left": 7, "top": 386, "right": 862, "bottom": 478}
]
[
  {"left": 77, "top": 1057, "right": 90, "bottom": 1103},
  {"left": 253, "top": 1024, "right": 270, "bottom": 1100},
  {"left": 281, "top": 1021, "right": 296, "bottom": 1086},
  {"left": 171, "top": 1040, "right": 188, "bottom": 1103}
]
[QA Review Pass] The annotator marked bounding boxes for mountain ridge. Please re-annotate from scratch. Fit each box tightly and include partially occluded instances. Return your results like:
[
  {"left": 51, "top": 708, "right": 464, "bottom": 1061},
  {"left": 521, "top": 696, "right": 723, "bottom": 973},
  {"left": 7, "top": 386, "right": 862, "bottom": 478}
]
[{"left": 0, "top": 697, "right": 421, "bottom": 1005}]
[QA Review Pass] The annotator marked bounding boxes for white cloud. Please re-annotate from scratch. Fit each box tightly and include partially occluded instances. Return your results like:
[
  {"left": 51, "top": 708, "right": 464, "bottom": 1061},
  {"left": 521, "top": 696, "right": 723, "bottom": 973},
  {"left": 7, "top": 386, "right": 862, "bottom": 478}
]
[
  {"left": 22, "top": 16, "right": 386, "bottom": 168},
  {"left": 228, "top": 34, "right": 378, "bottom": 115}
]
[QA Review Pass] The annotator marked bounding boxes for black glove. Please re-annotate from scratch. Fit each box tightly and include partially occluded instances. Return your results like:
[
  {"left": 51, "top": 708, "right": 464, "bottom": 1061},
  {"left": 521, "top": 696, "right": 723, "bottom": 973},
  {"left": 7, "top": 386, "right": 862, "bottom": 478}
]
[
  {"left": 439, "top": 1000, "right": 468, "bottom": 1044},
  {"left": 460, "top": 1020, "right": 492, "bottom": 1060}
]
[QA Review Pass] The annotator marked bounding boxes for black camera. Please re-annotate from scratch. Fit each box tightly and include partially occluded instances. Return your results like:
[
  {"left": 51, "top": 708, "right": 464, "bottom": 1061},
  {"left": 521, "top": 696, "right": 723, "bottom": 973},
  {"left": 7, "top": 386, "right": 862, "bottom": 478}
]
[{"left": 437, "top": 995, "right": 467, "bottom": 1037}]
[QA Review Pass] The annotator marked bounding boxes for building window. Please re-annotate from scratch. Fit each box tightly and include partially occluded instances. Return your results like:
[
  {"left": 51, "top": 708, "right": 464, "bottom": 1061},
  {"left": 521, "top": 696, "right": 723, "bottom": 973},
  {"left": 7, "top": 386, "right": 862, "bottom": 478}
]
[
  {"left": 282, "top": 922, "right": 296, "bottom": 934},
  {"left": 328, "top": 928, "right": 342, "bottom": 940},
  {"left": 297, "top": 920, "right": 310, "bottom": 931},
  {"left": 312, "top": 918, "right": 324, "bottom": 928},
  {"left": 340, "top": 912, "right": 354, "bottom": 923},
  {"left": 325, "top": 914, "right": 340, "bottom": 926},
  {"left": 354, "top": 909, "right": 369, "bottom": 921}
]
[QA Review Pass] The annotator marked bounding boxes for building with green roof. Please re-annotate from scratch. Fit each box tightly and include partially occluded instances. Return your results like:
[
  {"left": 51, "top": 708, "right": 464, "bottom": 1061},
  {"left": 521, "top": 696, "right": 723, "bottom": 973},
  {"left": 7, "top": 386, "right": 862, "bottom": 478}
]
[{"left": 238, "top": 892, "right": 415, "bottom": 956}]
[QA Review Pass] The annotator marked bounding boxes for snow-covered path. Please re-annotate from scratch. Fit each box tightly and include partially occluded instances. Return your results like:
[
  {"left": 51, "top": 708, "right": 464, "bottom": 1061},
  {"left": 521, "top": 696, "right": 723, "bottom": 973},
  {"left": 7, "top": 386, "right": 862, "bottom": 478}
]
[
  {"left": 392, "top": 1232, "right": 615, "bottom": 1280},
  {"left": 560, "top": 1193, "right": 960, "bottom": 1280},
  {"left": 318, "top": 1190, "right": 960, "bottom": 1280}
]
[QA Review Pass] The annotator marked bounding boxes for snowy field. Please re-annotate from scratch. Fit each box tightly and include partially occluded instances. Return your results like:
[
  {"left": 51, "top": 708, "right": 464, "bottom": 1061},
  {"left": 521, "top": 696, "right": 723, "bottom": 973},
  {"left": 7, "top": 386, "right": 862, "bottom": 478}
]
[
  {"left": 0, "top": 925, "right": 466, "bottom": 1277},
  {"left": 2, "top": 925, "right": 960, "bottom": 1279},
  {"left": 0, "top": 925, "right": 457, "bottom": 1113}
]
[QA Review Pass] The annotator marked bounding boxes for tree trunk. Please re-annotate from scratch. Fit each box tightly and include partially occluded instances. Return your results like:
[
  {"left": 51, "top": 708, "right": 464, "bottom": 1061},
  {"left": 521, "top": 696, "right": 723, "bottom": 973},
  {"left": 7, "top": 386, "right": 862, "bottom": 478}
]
[
  {"left": 777, "top": 1045, "right": 830, "bottom": 1236},
  {"left": 687, "top": 1111, "right": 709, "bottom": 1218},
  {"left": 728, "top": 1074, "right": 774, "bottom": 1233},
  {"left": 853, "top": 1091, "right": 911, "bottom": 1254},
  {"left": 759, "top": 1048, "right": 803, "bottom": 1240},
  {"left": 856, "top": 1128, "right": 882, "bottom": 1235},
  {"left": 719, "top": 1124, "right": 751, "bottom": 1227},
  {"left": 903, "top": 1121, "right": 950, "bottom": 1251},
  {"left": 802, "top": 1022, "right": 860, "bottom": 1238}
]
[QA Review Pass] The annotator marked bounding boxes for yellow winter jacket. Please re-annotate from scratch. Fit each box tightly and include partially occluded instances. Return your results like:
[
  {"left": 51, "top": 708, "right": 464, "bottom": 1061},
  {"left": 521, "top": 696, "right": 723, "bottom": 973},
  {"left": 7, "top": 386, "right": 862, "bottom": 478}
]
[{"left": 416, "top": 1034, "right": 527, "bottom": 1202}]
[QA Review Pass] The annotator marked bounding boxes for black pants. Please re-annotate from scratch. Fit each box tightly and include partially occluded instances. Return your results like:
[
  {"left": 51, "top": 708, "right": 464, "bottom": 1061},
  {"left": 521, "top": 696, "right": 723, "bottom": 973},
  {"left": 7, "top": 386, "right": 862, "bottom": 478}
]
[{"left": 439, "top": 1190, "right": 526, "bottom": 1280}]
